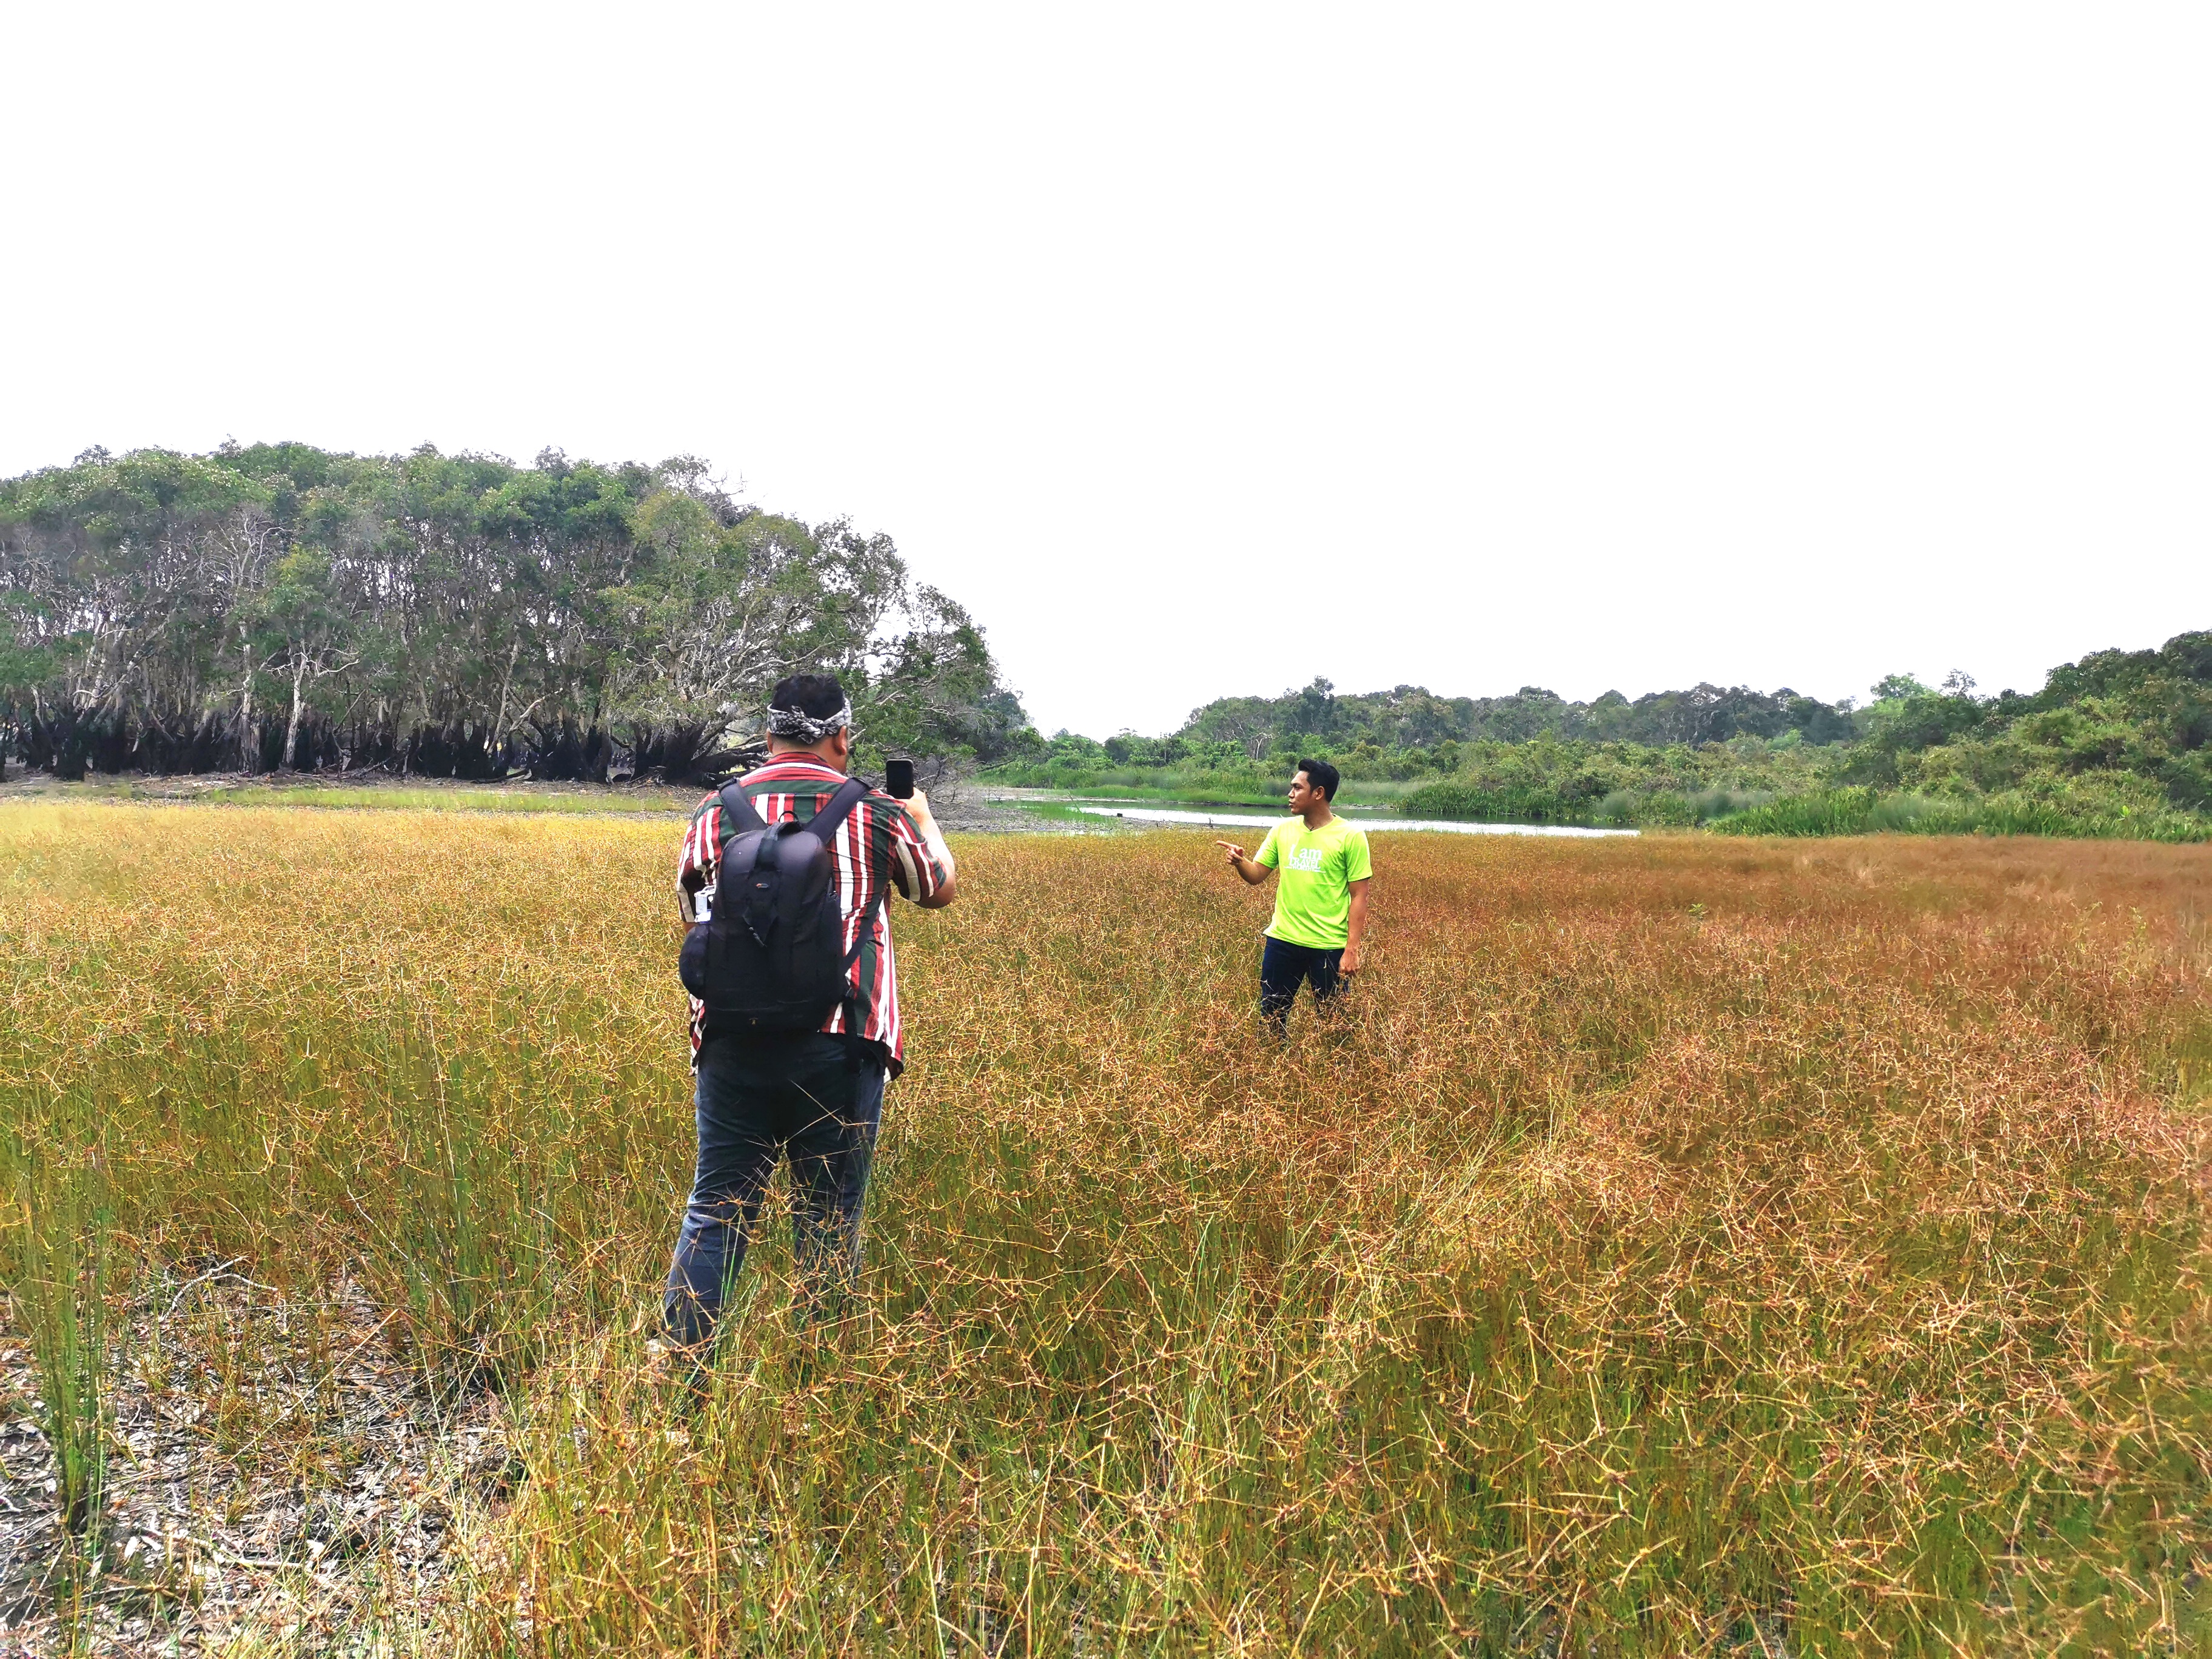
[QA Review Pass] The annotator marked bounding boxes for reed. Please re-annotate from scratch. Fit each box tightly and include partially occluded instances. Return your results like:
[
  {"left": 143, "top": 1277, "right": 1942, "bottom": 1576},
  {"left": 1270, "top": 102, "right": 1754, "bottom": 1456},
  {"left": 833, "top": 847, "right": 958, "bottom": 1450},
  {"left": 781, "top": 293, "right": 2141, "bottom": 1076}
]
[
  {"left": 3, "top": 1096, "right": 115, "bottom": 1543},
  {"left": 0, "top": 802, "right": 2206, "bottom": 1654},
  {"left": 1714, "top": 786, "right": 2212, "bottom": 842}
]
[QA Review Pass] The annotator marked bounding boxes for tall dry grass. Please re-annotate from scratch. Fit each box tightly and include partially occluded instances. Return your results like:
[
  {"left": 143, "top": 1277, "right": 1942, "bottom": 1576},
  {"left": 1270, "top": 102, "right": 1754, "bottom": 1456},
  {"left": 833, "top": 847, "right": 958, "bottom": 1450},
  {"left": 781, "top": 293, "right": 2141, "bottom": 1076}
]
[{"left": 1, "top": 805, "right": 2207, "bottom": 1654}]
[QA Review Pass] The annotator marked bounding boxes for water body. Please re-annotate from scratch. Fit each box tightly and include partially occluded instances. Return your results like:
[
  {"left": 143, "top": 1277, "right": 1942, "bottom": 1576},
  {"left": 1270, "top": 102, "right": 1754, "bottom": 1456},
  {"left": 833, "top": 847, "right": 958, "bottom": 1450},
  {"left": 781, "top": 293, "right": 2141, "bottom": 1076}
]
[{"left": 1001, "top": 794, "right": 1637, "bottom": 837}]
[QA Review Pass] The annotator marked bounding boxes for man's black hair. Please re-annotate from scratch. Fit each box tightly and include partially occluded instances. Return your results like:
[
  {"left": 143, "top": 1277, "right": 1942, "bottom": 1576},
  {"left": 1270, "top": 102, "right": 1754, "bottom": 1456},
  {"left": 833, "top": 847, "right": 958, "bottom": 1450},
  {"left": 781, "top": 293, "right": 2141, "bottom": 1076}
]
[
  {"left": 769, "top": 672, "right": 848, "bottom": 720},
  {"left": 1296, "top": 757, "right": 1340, "bottom": 800}
]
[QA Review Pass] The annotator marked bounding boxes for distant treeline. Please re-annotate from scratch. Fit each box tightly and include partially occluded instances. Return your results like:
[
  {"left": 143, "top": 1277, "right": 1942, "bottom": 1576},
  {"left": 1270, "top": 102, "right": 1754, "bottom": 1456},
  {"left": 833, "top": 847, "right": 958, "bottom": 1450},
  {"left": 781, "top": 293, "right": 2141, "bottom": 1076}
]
[
  {"left": 0, "top": 444, "right": 1028, "bottom": 783},
  {"left": 1004, "top": 676, "right": 1857, "bottom": 780},
  {"left": 1179, "top": 677, "right": 1860, "bottom": 754},
  {"left": 993, "top": 633, "right": 2212, "bottom": 841}
]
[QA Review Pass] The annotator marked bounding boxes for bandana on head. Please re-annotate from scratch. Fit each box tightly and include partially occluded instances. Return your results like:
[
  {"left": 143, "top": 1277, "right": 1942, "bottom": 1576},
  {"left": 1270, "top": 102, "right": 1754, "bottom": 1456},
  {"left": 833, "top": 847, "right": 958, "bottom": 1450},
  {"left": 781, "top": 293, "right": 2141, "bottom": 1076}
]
[{"left": 765, "top": 698, "right": 853, "bottom": 743}]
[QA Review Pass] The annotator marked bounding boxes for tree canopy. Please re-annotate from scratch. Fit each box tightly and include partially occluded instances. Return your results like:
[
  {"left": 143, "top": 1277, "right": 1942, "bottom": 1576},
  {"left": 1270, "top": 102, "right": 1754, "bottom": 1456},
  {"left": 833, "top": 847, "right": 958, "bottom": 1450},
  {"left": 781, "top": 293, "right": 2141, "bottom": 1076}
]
[
  {"left": 1153, "top": 675, "right": 1857, "bottom": 762},
  {"left": 0, "top": 444, "right": 1029, "bottom": 782}
]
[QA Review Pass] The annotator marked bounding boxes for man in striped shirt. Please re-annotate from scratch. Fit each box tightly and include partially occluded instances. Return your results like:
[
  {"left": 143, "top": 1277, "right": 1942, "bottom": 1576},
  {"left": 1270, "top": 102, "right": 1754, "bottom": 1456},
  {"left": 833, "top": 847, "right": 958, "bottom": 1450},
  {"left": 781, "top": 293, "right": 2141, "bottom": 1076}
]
[{"left": 663, "top": 672, "right": 957, "bottom": 1357}]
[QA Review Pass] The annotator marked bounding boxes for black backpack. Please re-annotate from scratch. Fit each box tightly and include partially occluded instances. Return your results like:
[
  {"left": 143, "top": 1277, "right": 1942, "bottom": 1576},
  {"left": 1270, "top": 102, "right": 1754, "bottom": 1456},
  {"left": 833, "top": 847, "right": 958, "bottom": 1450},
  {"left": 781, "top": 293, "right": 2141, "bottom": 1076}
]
[{"left": 678, "top": 776, "right": 885, "bottom": 1034}]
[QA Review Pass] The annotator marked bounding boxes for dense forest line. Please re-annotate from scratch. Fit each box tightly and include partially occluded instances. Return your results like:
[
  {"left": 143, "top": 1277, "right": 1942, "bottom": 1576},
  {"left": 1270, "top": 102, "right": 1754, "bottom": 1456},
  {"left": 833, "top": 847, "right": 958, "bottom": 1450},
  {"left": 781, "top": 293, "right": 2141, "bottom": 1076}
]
[
  {"left": 1002, "top": 674, "right": 1875, "bottom": 783},
  {"left": 5, "top": 443, "right": 2203, "bottom": 841},
  {"left": 1182, "top": 676, "right": 1862, "bottom": 754},
  {"left": 0, "top": 444, "right": 1028, "bottom": 783},
  {"left": 991, "top": 633, "right": 2212, "bottom": 840}
]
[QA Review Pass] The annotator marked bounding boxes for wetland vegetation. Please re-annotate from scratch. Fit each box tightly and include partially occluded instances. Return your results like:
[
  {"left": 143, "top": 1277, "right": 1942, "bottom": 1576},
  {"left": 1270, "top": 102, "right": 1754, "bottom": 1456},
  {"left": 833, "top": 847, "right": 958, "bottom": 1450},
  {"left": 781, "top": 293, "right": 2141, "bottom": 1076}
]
[{"left": 3, "top": 803, "right": 2207, "bottom": 1653}]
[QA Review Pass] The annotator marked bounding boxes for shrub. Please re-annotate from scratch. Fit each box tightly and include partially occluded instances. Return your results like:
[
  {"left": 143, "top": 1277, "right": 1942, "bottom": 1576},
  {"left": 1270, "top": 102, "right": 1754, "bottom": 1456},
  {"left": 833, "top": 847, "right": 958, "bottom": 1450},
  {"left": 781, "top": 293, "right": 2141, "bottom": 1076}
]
[
  {"left": 1710, "top": 789, "right": 1879, "bottom": 837},
  {"left": 1711, "top": 787, "right": 2212, "bottom": 842}
]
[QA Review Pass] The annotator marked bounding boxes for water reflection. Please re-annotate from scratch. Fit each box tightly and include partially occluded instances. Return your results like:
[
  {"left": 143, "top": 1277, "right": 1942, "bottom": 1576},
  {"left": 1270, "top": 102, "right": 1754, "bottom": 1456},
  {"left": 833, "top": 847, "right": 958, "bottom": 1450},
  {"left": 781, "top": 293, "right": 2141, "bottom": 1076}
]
[{"left": 1064, "top": 804, "right": 1635, "bottom": 837}]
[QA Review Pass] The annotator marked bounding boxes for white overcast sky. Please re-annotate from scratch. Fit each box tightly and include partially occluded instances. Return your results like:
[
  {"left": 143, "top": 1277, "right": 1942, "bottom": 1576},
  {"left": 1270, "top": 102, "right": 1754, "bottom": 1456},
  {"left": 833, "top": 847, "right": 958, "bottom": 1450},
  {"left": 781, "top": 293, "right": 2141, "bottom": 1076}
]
[{"left": 5, "top": 4, "right": 2207, "bottom": 738}]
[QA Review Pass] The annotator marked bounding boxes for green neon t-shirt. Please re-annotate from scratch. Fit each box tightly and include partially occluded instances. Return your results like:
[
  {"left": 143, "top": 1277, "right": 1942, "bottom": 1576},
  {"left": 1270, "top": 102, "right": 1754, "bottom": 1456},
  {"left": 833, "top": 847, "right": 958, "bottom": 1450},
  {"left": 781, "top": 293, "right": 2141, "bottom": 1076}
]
[{"left": 1253, "top": 814, "right": 1373, "bottom": 950}]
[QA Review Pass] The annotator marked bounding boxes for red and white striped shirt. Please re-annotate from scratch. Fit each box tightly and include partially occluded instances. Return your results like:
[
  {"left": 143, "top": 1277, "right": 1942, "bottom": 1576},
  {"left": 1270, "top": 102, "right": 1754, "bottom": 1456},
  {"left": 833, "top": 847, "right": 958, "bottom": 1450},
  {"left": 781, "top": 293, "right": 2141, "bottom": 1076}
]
[{"left": 677, "top": 756, "right": 951, "bottom": 1073}]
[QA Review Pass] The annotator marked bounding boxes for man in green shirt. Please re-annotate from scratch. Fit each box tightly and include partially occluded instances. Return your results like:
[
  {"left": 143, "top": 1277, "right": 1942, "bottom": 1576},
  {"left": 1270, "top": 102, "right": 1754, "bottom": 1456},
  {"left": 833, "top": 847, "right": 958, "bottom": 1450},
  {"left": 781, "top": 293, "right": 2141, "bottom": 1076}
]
[{"left": 1216, "top": 757, "right": 1373, "bottom": 1036}]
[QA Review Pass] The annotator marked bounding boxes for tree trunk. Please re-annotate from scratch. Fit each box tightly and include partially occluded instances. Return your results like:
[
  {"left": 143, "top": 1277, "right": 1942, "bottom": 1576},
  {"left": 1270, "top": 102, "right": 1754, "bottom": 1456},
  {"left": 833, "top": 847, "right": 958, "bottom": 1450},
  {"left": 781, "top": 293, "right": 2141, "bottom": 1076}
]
[
  {"left": 284, "top": 652, "right": 309, "bottom": 770},
  {"left": 237, "top": 623, "right": 257, "bottom": 775},
  {"left": 489, "top": 640, "right": 520, "bottom": 762}
]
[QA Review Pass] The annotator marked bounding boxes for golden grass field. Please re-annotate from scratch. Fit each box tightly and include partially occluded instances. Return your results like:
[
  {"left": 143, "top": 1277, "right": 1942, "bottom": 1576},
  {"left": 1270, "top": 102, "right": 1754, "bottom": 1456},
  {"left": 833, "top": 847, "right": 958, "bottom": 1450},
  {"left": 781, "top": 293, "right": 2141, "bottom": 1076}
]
[{"left": 2, "top": 804, "right": 2209, "bottom": 1655}]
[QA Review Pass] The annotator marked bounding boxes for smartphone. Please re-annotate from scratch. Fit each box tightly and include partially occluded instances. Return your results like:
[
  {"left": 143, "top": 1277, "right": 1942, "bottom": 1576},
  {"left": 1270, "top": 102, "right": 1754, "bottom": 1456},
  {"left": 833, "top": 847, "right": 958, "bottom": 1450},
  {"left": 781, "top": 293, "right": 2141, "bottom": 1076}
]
[{"left": 885, "top": 756, "right": 915, "bottom": 799}]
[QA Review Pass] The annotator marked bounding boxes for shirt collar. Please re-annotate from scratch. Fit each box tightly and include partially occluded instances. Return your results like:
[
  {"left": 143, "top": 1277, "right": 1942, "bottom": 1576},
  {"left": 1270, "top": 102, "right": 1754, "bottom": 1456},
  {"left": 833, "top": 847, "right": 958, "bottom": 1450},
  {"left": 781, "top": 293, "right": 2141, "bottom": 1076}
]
[{"left": 751, "top": 755, "right": 849, "bottom": 780}]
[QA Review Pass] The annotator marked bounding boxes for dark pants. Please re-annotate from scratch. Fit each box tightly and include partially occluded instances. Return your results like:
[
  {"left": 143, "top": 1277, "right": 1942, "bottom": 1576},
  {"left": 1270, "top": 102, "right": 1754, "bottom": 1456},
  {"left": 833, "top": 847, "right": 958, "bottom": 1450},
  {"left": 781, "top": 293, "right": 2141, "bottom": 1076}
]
[
  {"left": 1259, "top": 936, "right": 1344, "bottom": 1036},
  {"left": 663, "top": 1031, "right": 886, "bottom": 1349}
]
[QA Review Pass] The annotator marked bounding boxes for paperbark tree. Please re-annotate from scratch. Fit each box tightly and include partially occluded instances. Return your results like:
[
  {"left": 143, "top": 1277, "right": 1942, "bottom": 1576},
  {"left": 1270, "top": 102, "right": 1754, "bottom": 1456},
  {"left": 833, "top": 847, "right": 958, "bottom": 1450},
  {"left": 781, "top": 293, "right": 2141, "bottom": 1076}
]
[
  {"left": 0, "top": 445, "right": 1030, "bottom": 782},
  {"left": 256, "top": 549, "right": 358, "bottom": 769}
]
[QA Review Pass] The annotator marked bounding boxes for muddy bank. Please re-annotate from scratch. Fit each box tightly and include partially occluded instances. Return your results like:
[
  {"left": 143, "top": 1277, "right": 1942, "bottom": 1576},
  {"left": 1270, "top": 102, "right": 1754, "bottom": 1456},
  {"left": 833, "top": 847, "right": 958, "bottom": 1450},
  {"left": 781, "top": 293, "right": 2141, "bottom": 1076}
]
[{"left": 1, "top": 1267, "right": 506, "bottom": 1656}]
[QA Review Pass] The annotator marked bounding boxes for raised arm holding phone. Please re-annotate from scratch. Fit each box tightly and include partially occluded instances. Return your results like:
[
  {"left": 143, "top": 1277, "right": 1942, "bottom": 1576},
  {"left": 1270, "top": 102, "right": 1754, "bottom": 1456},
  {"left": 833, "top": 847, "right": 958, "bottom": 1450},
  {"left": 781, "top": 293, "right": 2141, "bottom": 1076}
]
[{"left": 1215, "top": 757, "right": 1372, "bottom": 1036}]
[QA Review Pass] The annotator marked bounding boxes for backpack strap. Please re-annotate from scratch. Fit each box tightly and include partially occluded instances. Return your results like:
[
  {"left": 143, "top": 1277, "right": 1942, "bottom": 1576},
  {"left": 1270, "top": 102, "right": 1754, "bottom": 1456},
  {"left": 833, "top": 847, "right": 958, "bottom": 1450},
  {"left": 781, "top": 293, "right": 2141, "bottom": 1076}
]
[
  {"left": 814, "top": 777, "right": 886, "bottom": 971},
  {"left": 826, "top": 776, "right": 888, "bottom": 972},
  {"left": 808, "top": 777, "right": 886, "bottom": 1071},
  {"left": 805, "top": 776, "right": 872, "bottom": 842},
  {"left": 720, "top": 773, "right": 870, "bottom": 838},
  {"left": 716, "top": 779, "right": 768, "bottom": 834}
]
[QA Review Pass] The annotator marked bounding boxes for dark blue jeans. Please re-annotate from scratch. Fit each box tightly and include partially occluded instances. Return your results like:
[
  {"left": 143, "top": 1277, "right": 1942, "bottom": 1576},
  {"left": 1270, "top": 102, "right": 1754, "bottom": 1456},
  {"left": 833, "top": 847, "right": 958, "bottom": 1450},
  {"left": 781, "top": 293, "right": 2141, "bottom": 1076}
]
[
  {"left": 1259, "top": 936, "right": 1344, "bottom": 1035},
  {"left": 663, "top": 1031, "right": 886, "bottom": 1349}
]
